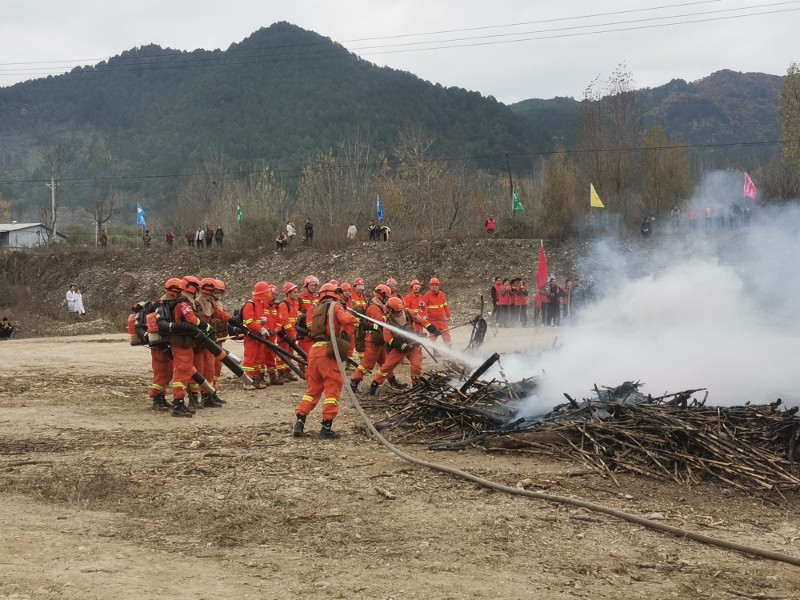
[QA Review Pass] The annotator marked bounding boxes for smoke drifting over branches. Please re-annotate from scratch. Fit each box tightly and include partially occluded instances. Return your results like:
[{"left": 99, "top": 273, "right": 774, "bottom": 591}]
[{"left": 499, "top": 172, "right": 800, "bottom": 416}]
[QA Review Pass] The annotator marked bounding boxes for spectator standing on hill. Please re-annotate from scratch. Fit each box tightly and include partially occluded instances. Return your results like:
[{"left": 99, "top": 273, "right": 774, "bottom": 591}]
[
  {"left": 74, "top": 288, "right": 86, "bottom": 317},
  {"left": 99, "top": 228, "right": 108, "bottom": 249},
  {"left": 485, "top": 216, "right": 496, "bottom": 235},
  {"left": 286, "top": 221, "right": 296, "bottom": 244},
  {"left": 195, "top": 227, "right": 204, "bottom": 250},
  {"left": 66, "top": 285, "right": 78, "bottom": 318},
  {"left": 671, "top": 206, "right": 681, "bottom": 229},
  {"left": 142, "top": 229, "right": 152, "bottom": 248},
  {"left": 380, "top": 225, "right": 391, "bottom": 241},
  {"left": 276, "top": 231, "right": 288, "bottom": 251},
  {"left": 186, "top": 228, "right": 194, "bottom": 247},
  {"left": 165, "top": 230, "right": 174, "bottom": 247},
  {"left": 368, "top": 220, "right": 377, "bottom": 241},
  {"left": 347, "top": 223, "right": 357, "bottom": 240},
  {"left": 215, "top": 226, "right": 224, "bottom": 246},
  {"left": 205, "top": 225, "right": 214, "bottom": 248},
  {"left": 640, "top": 217, "right": 652, "bottom": 238},
  {"left": 490, "top": 277, "right": 501, "bottom": 318},
  {"left": 304, "top": 219, "right": 314, "bottom": 245},
  {"left": 687, "top": 208, "right": 698, "bottom": 230}
]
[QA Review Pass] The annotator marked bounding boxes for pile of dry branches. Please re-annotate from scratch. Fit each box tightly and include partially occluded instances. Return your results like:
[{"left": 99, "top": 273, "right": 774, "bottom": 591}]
[{"left": 363, "top": 368, "right": 800, "bottom": 495}]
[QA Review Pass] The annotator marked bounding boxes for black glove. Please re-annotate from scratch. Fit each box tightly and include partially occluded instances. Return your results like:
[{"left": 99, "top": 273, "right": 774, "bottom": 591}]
[
  {"left": 389, "top": 338, "right": 412, "bottom": 352},
  {"left": 426, "top": 324, "right": 442, "bottom": 337}
]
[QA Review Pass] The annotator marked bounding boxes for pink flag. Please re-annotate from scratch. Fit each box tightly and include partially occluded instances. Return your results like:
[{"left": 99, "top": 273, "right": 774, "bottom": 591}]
[{"left": 744, "top": 172, "right": 757, "bottom": 200}]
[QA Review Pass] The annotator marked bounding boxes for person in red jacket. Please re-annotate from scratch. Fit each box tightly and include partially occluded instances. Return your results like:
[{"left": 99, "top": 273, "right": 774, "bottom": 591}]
[
  {"left": 293, "top": 283, "right": 358, "bottom": 438},
  {"left": 241, "top": 281, "right": 273, "bottom": 390},
  {"left": 297, "top": 275, "right": 320, "bottom": 356},
  {"left": 403, "top": 279, "right": 428, "bottom": 333},
  {"left": 277, "top": 282, "right": 300, "bottom": 382},
  {"left": 368, "top": 297, "right": 424, "bottom": 396},
  {"left": 350, "top": 284, "right": 395, "bottom": 392},
  {"left": 351, "top": 277, "right": 368, "bottom": 362},
  {"left": 422, "top": 277, "right": 452, "bottom": 345},
  {"left": 497, "top": 278, "right": 513, "bottom": 327}
]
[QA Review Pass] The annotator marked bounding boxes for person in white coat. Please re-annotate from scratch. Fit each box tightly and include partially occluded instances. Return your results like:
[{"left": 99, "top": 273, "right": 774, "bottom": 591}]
[
  {"left": 74, "top": 288, "right": 86, "bottom": 317},
  {"left": 66, "top": 285, "right": 78, "bottom": 318}
]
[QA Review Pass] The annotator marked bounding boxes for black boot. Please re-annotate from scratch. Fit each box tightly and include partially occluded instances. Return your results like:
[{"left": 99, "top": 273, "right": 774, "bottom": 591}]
[
  {"left": 349, "top": 379, "right": 360, "bottom": 393},
  {"left": 202, "top": 393, "right": 223, "bottom": 408},
  {"left": 171, "top": 399, "right": 193, "bottom": 418},
  {"left": 368, "top": 381, "right": 380, "bottom": 396},
  {"left": 293, "top": 414, "right": 306, "bottom": 437},
  {"left": 320, "top": 419, "right": 340, "bottom": 439},
  {"left": 212, "top": 392, "right": 226, "bottom": 404},
  {"left": 387, "top": 376, "right": 408, "bottom": 390},
  {"left": 187, "top": 393, "right": 201, "bottom": 412},
  {"left": 151, "top": 393, "right": 169, "bottom": 412}
]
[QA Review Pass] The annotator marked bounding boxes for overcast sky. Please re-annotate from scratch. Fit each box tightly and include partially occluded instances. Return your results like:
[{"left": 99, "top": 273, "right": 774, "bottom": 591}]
[{"left": 1, "top": 0, "right": 797, "bottom": 103}]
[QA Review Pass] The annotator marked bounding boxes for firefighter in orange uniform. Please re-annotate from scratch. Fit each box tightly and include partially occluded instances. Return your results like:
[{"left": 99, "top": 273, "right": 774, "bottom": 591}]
[
  {"left": 148, "top": 285, "right": 176, "bottom": 412},
  {"left": 404, "top": 279, "right": 428, "bottom": 334},
  {"left": 386, "top": 277, "right": 402, "bottom": 299},
  {"left": 241, "top": 281, "right": 273, "bottom": 390},
  {"left": 158, "top": 278, "right": 210, "bottom": 417},
  {"left": 276, "top": 282, "right": 300, "bottom": 382},
  {"left": 349, "top": 284, "right": 391, "bottom": 392},
  {"left": 180, "top": 275, "right": 207, "bottom": 410},
  {"left": 194, "top": 277, "right": 232, "bottom": 407},
  {"left": 422, "top": 277, "right": 452, "bottom": 346},
  {"left": 297, "top": 275, "right": 320, "bottom": 356},
  {"left": 293, "top": 283, "right": 358, "bottom": 438},
  {"left": 210, "top": 279, "right": 233, "bottom": 390},
  {"left": 368, "top": 297, "right": 424, "bottom": 396},
  {"left": 351, "top": 277, "right": 368, "bottom": 361},
  {"left": 264, "top": 284, "right": 285, "bottom": 386},
  {"left": 339, "top": 282, "right": 358, "bottom": 363}
]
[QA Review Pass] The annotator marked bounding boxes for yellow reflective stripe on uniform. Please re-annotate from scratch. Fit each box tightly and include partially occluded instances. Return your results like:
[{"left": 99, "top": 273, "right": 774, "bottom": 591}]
[
  {"left": 322, "top": 397, "right": 339, "bottom": 406},
  {"left": 312, "top": 341, "right": 330, "bottom": 347},
  {"left": 428, "top": 304, "right": 441, "bottom": 309},
  {"left": 243, "top": 318, "right": 254, "bottom": 325}
]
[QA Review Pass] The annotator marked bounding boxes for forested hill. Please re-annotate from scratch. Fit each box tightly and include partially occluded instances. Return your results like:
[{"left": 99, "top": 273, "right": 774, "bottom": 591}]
[
  {"left": 511, "top": 70, "right": 784, "bottom": 164},
  {"left": 0, "top": 22, "right": 549, "bottom": 206}
]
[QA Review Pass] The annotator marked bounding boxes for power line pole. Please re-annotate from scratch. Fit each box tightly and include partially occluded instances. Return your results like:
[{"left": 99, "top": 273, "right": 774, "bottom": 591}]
[{"left": 45, "top": 177, "right": 57, "bottom": 240}]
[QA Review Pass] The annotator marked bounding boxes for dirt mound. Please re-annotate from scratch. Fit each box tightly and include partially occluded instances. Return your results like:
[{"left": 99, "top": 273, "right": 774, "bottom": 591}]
[{"left": 1, "top": 238, "right": 599, "bottom": 338}]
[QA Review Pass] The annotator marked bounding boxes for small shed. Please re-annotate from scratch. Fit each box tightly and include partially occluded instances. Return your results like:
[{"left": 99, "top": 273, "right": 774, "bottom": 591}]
[{"left": 0, "top": 223, "right": 68, "bottom": 249}]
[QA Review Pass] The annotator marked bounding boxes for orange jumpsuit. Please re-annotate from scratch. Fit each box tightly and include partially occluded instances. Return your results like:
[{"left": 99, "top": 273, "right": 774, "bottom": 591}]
[
  {"left": 298, "top": 289, "right": 319, "bottom": 355},
  {"left": 170, "top": 299, "right": 203, "bottom": 401},
  {"left": 375, "top": 310, "right": 423, "bottom": 386},
  {"left": 242, "top": 297, "right": 268, "bottom": 380},
  {"left": 351, "top": 288, "right": 368, "bottom": 358},
  {"left": 295, "top": 301, "right": 358, "bottom": 422},
  {"left": 403, "top": 290, "right": 429, "bottom": 333},
  {"left": 351, "top": 298, "right": 388, "bottom": 383},
  {"left": 422, "top": 289, "right": 452, "bottom": 344},
  {"left": 150, "top": 347, "right": 172, "bottom": 400},
  {"left": 264, "top": 300, "right": 281, "bottom": 378},
  {"left": 277, "top": 297, "right": 299, "bottom": 377},
  {"left": 195, "top": 292, "right": 233, "bottom": 390}
]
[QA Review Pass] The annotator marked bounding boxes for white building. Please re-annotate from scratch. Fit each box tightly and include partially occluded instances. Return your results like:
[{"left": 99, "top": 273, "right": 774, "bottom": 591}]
[{"left": 0, "top": 223, "right": 68, "bottom": 249}]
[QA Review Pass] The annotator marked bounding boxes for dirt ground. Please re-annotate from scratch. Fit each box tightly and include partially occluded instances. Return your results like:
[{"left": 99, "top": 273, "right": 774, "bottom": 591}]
[{"left": 1, "top": 326, "right": 799, "bottom": 600}]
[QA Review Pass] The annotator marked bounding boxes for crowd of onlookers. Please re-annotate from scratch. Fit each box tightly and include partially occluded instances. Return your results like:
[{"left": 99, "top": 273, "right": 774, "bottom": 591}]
[{"left": 490, "top": 276, "right": 597, "bottom": 327}]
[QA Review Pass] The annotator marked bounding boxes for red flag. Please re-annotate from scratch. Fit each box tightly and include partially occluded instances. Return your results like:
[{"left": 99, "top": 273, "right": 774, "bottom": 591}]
[
  {"left": 743, "top": 172, "right": 757, "bottom": 200},
  {"left": 536, "top": 241, "right": 549, "bottom": 291}
]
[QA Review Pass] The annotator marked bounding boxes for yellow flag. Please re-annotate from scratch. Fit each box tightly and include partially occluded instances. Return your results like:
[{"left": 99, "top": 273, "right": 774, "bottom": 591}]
[{"left": 590, "top": 184, "right": 605, "bottom": 208}]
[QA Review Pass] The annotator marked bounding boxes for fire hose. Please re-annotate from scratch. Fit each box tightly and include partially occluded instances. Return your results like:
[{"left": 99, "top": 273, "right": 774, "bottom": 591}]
[
  {"left": 227, "top": 321, "right": 307, "bottom": 380},
  {"left": 326, "top": 302, "right": 800, "bottom": 568}
]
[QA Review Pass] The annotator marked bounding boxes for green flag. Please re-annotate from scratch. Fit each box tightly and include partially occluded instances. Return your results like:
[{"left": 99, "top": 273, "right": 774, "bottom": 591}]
[
  {"left": 237, "top": 205, "right": 243, "bottom": 224},
  {"left": 512, "top": 192, "right": 524, "bottom": 212}
]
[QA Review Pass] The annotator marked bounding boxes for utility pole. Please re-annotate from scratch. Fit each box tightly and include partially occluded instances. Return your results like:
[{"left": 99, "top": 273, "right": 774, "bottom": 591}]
[
  {"left": 45, "top": 177, "right": 57, "bottom": 240},
  {"left": 504, "top": 153, "right": 514, "bottom": 213}
]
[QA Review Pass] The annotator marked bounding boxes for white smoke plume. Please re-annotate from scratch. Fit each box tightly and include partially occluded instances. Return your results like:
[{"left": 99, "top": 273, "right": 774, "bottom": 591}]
[{"left": 495, "top": 172, "right": 800, "bottom": 417}]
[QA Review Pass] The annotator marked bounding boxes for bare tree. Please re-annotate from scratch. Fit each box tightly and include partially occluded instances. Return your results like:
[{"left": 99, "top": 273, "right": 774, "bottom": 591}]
[
  {"left": 92, "top": 187, "right": 116, "bottom": 245},
  {"left": 38, "top": 140, "right": 78, "bottom": 243}
]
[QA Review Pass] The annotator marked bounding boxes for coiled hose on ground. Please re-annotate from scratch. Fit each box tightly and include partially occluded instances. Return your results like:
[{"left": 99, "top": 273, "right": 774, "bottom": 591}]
[{"left": 328, "top": 302, "right": 800, "bottom": 568}]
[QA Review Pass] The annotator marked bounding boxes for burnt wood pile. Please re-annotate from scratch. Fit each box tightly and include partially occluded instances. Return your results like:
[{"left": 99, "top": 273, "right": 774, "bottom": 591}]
[{"left": 363, "top": 369, "right": 800, "bottom": 495}]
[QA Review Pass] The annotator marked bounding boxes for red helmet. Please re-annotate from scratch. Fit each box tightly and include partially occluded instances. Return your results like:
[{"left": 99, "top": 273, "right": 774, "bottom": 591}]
[
  {"left": 214, "top": 279, "right": 226, "bottom": 292},
  {"left": 429, "top": 277, "right": 441, "bottom": 287},
  {"left": 199, "top": 277, "right": 217, "bottom": 293},
  {"left": 179, "top": 278, "right": 197, "bottom": 294},
  {"left": 340, "top": 282, "right": 352, "bottom": 292},
  {"left": 283, "top": 281, "right": 298, "bottom": 294},
  {"left": 164, "top": 278, "right": 183, "bottom": 296},
  {"left": 409, "top": 279, "right": 421, "bottom": 291},
  {"left": 319, "top": 282, "right": 339, "bottom": 301},
  {"left": 328, "top": 279, "right": 340, "bottom": 287},
  {"left": 303, "top": 275, "right": 319, "bottom": 288},
  {"left": 268, "top": 284, "right": 279, "bottom": 298},
  {"left": 386, "top": 297, "right": 405, "bottom": 313},
  {"left": 253, "top": 281, "right": 270, "bottom": 297},
  {"left": 182, "top": 275, "right": 201, "bottom": 292},
  {"left": 374, "top": 284, "right": 391, "bottom": 298},
  {"left": 386, "top": 277, "right": 397, "bottom": 288},
  {"left": 353, "top": 277, "right": 365, "bottom": 287}
]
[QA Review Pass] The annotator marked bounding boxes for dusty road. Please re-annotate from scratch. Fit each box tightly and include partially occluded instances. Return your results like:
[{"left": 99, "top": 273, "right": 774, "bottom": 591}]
[{"left": 1, "top": 327, "right": 798, "bottom": 600}]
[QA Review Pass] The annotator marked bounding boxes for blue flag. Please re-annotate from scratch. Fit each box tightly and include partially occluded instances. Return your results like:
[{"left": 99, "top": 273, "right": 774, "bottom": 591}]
[
  {"left": 136, "top": 203, "right": 146, "bottom": 227},
  {"left": 376, "top": 195, "right": 384, "bottom": 223}
]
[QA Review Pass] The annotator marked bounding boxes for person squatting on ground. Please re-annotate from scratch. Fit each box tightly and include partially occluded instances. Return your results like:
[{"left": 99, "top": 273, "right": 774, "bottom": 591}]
[
  {"left": 368, "top": 297, "right": 425, "bottom": 396},
  {"left": 0, "top": 317, "right": 14, "bottom": 340},
  {"left": 241, "top": 281, "right": 274, "bottom": 390},
  {"left": 293, "top": 283, "right": 358, "bottom": 439},
  {"left": 422, "top": 277, "right": 452, "bottom": 345}
]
